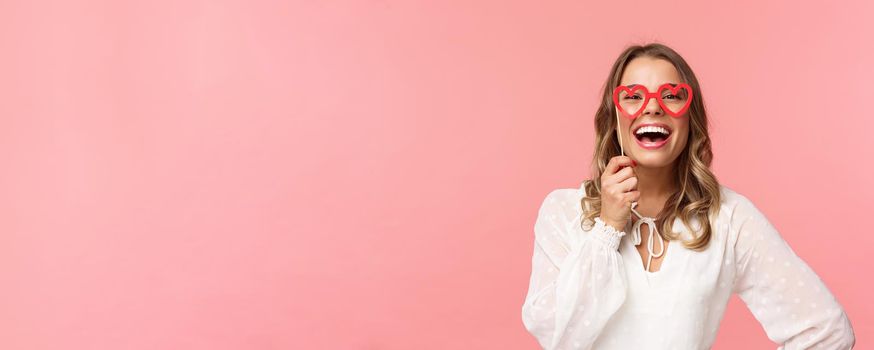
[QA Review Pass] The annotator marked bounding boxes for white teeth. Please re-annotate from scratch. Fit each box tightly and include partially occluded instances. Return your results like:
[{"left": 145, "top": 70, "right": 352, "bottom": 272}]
[{"left": 635, "top": 126, "right": 670, "bottom": 135}]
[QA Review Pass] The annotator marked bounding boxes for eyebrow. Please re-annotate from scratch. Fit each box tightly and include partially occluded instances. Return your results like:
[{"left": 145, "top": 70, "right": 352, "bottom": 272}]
[{"left": 626, "top": 83, "right": 678, "bottom": 88}]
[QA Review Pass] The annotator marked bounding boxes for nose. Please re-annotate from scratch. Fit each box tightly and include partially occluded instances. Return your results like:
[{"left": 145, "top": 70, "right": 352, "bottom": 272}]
[{"left": 643, "top": 95, "right": 663, "bottom": 116}]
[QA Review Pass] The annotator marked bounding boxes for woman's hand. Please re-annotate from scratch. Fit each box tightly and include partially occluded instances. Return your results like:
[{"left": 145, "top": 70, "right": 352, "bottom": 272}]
[{"left": 599, "top": 156, "right": 639, "bottom": 231}]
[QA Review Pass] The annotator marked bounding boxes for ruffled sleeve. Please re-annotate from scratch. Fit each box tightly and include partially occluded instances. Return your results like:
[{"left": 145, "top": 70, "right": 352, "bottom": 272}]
[
  {"left": 521, "top": 187, "right": 629, "bottom": 350},
  {"left": 731, "top": 196, "right": 856, "bottom": 349}
]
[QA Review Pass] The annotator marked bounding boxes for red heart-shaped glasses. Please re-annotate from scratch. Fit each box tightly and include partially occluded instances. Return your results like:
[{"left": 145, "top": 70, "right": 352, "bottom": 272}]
[{"left": 612, "top": 83, "right": 693, "bottom": 119}]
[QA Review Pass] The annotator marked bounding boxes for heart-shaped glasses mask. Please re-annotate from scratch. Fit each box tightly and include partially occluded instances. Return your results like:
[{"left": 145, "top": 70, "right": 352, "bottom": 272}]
[{"left": 612, "top": 83, "right": 693, "bottom": 119}]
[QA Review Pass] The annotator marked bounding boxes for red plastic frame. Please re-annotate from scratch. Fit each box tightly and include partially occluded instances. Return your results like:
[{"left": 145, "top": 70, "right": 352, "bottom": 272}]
[{"left": 612, "top": 83, "right": 693, "bottom": 119}]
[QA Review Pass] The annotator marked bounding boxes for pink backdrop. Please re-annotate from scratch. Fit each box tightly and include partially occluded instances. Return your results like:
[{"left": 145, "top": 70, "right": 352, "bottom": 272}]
[{"left": 1, "top": 0, "right": 871, "bottom": 349}]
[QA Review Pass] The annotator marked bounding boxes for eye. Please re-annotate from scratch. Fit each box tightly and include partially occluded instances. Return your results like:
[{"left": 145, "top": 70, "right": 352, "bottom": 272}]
[
  {"left": 624, "top": 94, "right": 642, "bottom": 100},
  {"left": 662, "top": 94, "right": 678, "bottom": 100}
]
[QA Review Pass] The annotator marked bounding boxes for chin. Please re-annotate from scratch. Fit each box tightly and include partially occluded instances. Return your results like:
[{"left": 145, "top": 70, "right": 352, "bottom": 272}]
[
  {"left": 631, "top": 144, "right": 681, "bottom": 167},
  {"left": 633, "top": 155, "right": 673, "bottom": 168}
]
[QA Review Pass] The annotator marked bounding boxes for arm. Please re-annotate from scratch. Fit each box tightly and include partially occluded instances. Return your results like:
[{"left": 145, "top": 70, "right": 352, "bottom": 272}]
[
  {"left": 521, "top": 189, "right": 628, "bottom": 350},
  {"left": 731, "top": 198, "right": 856, "bottom": 349}
]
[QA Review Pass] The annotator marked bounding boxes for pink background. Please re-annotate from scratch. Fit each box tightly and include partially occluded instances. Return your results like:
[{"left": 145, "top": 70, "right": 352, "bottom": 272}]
[{"left": 1, "top": 0, "right": 871, "bottom": 349}]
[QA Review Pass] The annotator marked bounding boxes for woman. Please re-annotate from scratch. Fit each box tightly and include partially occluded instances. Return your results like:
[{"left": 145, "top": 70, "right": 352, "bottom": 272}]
[{"left": 520, "top": 43, "right": 856, "bottom": 350}]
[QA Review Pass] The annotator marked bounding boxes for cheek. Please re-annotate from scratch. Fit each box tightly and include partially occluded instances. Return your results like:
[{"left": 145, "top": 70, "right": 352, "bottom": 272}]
[
  {"left": 673, "top": 126, "right": 690, "bottom": 147},
  {"left": 622, "top": 118, "right": 633, "bottom": 130}
]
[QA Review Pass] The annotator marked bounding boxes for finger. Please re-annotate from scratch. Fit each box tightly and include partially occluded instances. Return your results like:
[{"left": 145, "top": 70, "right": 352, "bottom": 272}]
[
  {"left": 616, "top": 157, "right": 637, "bottom": 172},
  {"left": 604, "top": 156, "right": 635, "bottom": 176},
  {"left": 617, "top": 173, "right": 639, "bottom": 193},
  {"left": 606, "top": 166, "right": 636, "bottom": 187},
  {"left": 624, "top": 190, "right": 641, "bottom": 204}
]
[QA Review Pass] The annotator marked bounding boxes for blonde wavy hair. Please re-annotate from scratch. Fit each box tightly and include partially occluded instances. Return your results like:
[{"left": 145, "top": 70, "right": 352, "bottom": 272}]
[{"left": 580, "top": 42, "right": 722, "bottom": 252}]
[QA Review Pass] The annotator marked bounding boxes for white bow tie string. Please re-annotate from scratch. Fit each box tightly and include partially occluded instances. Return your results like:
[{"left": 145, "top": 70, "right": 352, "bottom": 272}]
[{"left": 629, "top": 202, "right": 665, "bottom": 273}]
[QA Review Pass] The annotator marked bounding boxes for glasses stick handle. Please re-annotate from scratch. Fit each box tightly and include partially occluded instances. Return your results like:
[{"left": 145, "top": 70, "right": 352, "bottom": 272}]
[
  {"left": 616, "top": 108, "right": 639, "bottom": 214},
  {"left": 615, "top": 109, "right": 624, "bottom": 156}
]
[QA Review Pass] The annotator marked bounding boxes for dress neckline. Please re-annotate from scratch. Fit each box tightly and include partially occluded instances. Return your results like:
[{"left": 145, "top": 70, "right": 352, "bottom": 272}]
[{"left": 628, "top": 202, "right": 671, "bottom": 274}]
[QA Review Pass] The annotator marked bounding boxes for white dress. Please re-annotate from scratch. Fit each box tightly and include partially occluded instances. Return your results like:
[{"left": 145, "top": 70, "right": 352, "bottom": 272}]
[{"left": 521, "top": 181, "right": 856, "bottom": 350}]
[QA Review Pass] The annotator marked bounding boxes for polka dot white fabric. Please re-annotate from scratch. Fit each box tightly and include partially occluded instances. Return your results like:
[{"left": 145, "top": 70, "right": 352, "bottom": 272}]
[{"left": 521, "top": 182, "right": 856, "bottom": 350}]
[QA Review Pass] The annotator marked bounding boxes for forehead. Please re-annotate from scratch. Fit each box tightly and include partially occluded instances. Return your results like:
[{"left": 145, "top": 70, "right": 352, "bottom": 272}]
[{"left": 619, "top": 57, "right": 682, "bottom": 88}]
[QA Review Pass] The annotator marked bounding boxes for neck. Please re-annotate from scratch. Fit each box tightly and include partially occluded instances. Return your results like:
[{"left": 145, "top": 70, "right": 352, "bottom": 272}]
[{"left": 635, "top": 162, "right": 679, "bottom": 202}]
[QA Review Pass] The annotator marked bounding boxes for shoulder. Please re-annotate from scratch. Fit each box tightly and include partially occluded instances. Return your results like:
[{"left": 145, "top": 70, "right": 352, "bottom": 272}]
[
  {"left": 716, "top": 184, "right": 781, "bottom": 251},
  {"left": 533, "top": 186, "right": 586, "bottom": 246},
  {"left": 719, "top": 183, "right": 748, "bottom": 217},
  {"left": 686, "top": 183, "right": 760, "bottom": 242},
  {"left": 716, "top": 183, "right": 768, "bottom": 225},
  {"left": 538, "top": 179, "right": 601, "bottom": 216},
  {"left": 538, "top": 187, "right": 581, "bottom": 216},
  {"left": 536, "top": 183, "right": 590, "bottom": 225}
]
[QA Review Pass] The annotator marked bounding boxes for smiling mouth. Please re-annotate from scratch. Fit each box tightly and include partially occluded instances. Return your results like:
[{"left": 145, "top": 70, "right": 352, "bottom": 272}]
[{"left": 633, "top": 128, "right": 671, "bottom": 143}]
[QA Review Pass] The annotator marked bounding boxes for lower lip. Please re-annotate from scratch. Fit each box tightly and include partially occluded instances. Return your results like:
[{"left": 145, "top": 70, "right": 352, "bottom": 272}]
[{"left": 634, "top": 132, "right": 671, "bottom": 150}]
